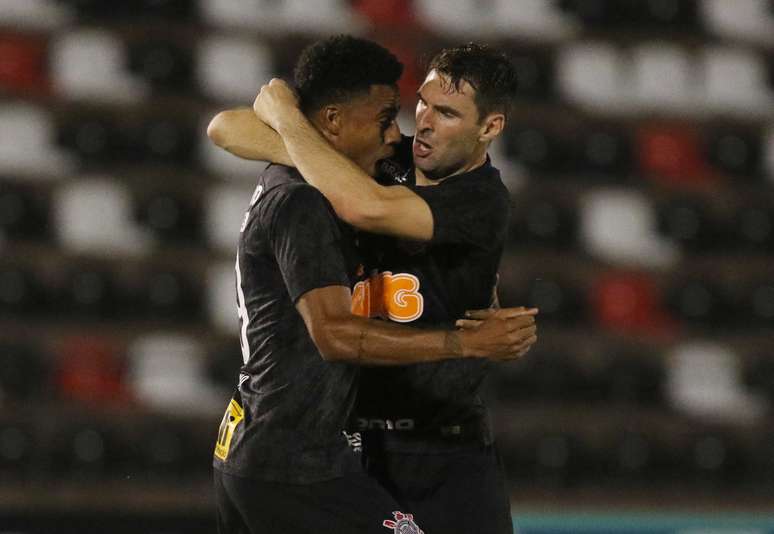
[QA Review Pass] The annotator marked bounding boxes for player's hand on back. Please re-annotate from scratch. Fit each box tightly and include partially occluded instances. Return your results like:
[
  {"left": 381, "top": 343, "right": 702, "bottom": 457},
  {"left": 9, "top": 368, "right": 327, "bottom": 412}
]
[
  {"left": 253, "top": 78, "right": 302, "bottom": 133},
  {"left": 455, "top": 307, "right": 538, "bottom": 361}
]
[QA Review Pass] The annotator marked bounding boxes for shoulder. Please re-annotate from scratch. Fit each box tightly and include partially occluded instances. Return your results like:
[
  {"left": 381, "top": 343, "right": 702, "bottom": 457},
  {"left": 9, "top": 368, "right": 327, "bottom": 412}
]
[{"left": 258, "top": 165, "right": 330, "bottom": 213}]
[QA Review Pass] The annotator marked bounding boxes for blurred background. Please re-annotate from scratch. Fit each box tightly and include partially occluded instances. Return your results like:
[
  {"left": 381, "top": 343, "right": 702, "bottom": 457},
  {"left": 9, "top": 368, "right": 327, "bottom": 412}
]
[{"left": 1, "top": 0, "right": 774, "bottom": 532}]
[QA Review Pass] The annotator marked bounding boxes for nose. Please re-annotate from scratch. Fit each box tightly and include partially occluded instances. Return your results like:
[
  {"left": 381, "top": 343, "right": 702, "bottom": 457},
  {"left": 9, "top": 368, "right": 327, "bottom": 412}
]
[{"left": 416, "top": 107, "right": 432, "bottom": 133}]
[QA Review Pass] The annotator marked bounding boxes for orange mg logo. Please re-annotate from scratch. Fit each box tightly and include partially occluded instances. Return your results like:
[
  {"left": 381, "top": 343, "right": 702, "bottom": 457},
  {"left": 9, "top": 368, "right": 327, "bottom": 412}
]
[{"left": 351, "top": 272, "right": 424, "bottom": 323}]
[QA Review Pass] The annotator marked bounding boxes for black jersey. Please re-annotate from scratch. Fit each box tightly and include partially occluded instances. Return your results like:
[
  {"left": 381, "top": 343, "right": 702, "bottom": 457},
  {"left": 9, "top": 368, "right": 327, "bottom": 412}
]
[
  {"left": 213, "top": 164, "right": 363, "bottom": 484},
  {"left": 353, "top": 146, "right": 511, "bottom": 451}
]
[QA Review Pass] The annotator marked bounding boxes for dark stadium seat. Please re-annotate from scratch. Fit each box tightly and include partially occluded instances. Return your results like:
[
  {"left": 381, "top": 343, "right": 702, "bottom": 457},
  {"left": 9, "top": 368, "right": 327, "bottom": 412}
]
[
  {"left": 734, "top": 203, "right": 774, "bottom": 253},
  {"left": 127, "top": 40, "right": 194, "bottom": 91},
  {"left": 0, "top": 32, "right": 50, "bottom": 97},
  {"left": 503, "top": 126, "right": 569, "bottom": 173},
  {"left": 509, "top": 48, "right": 555, "bottom": 101},
  {"left": 0, "top": 184, "right": 50, "bottom": 241},
  {"left": 0, "top": 340, "right": 49, "bottom": 402},
  {"left": 48, "top": 422, "right": 135, "bottom": 479},
  {"left": 687, "top": 432, "right": 748, "bottom": 487},
  {"left": 532, "top": 432, "right": 589, "bottom": 488},
  {"left": 489, "top": 346, "right": 589, "bottom": 402},
  {"left": 0, "top": 265, "right": 44, "bottom": 317},
  {"left": 510, "top": 196, "right": 578, "bottom": 249},
  {"left": 134, "top": 192, "right": 202, "bottom": 243},
  {"left": 656, "top": 196, "right": 724, "bottom": 252},
  {"left": 57, "top": 115, "right": 124, "bottom": 163},
  {"left": 205, "top": 338, "right": 242, "bottom": 392},
  {"left": 609, "top": 431, "right": 653, "bottom": 482},
  {"left": 665, "top": 277, "right": 728, "bottom": 328},
  {"left": 602, "top": 347, "right": 665, "bottom": 405},
  {"left": 705, "top": 128, "right": 763, "bottom": 179},
  {"left": 0, "top": 421, "right": 34, "bottom": 479},
  {"left": 139, "top": 269, "right": 202, "bottom": 320},
  {"left": 523, "top": 275, "right": 585, "bottom": 325},
  {"left": 557, "top": 0, "right": 699, "bottom": 30},
  {"left": 578, "top": 126, "right": 633, "bottom": 175},
  {"left": 139, "top": 118, "right": 198, "bottom": 165},
  {"left": 743, "top": 355, "right": 774, "bottom": 401},
  {"left": 61, "top": 267, "right": 121, "bottom": 319},
  {"left": 741, "top": 280, "right": 774, "bottom": 328}
]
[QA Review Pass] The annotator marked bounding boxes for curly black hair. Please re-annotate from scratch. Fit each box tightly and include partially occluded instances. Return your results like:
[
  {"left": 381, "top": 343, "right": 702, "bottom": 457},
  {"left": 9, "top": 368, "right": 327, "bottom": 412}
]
[
  {"left": 293, "top": 35, "right": 403, "bottom": 115},
  {"left": 427, "top": 43, "right": 518, "bottom": 122}
]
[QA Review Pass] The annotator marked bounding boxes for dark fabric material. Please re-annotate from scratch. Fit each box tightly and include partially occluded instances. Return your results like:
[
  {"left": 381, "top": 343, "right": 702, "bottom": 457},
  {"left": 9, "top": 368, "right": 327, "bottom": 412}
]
[
  {"left": 213, "top": 164, "right": 362, "bottom": 484},
  {"left": 362, "top": 437, "right": 514, "bottom": 534},
  {"left": 352, "top": 158, "right": 511, "bottom": 452},
  {"left": 214, "top": 468, "right": 426, "bottom": 534}
]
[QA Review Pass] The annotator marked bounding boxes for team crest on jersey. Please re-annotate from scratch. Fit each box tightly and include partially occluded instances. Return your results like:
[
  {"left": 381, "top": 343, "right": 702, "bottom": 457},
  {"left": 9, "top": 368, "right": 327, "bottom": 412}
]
[{"left": 382, "top": 511, "right": 423, "bottom": 534}]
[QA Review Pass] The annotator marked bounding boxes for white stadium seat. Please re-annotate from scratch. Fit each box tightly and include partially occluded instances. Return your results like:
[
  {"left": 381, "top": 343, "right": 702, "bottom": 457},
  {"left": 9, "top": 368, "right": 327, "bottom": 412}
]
[
  {"left": 127, "top": 333, "right": 223, "bottom": 416},
  {"left": 54, "top": 177, "right": 152, "bottom": 255},
  {"left": 414, "top": 0, "right": 490, "bottom": 37},
  {"left": 50, "top": 29, "right": 147, "bottom": 103},
  {"left": 632, "top": 43, "right": 697, "bottom": 114},
  {"left": 701, "top": 0, "right": 774, "bottom": 46},
  {"left": 197, "top": 35, "right": 273, "bottom": 103},
  {"left": 557, "top": 42, "right": 631, "bottom": 114},
  {"left": 667, "top": 341, "right": 766, "bottom": 423},
  {"left": 205, "top": 185, "right": 254, "bottom": 253},
  {"left": 207, "top": 261, "right": 239, "bottom": 334},
  {"left": 0, "top": 103, "right": 74, "bottom": 178},
  {"left": 700, "top": 46, "right": 774, "bottom": 116},
  {"left": 491, "top": 0, "right": 578, "bottom": 40},
  {"left": 580, "top": 188, "right": 679, "bottom": 268},
  {"left": 0, "top": 0, "right": 71, "bottom": 30}
]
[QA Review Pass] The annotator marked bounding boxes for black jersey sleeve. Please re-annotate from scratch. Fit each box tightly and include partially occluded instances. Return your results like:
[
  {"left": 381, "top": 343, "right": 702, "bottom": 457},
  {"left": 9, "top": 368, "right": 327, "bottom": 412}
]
[
  {"left": 413, "top": 173, "right": 511, "bottom": 248},
  {"left": 264, "top": 185, "right": 351, "bottom": 302}
]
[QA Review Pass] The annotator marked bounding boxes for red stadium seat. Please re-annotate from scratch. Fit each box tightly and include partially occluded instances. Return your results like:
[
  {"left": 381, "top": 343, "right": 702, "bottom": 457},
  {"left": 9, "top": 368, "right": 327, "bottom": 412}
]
[
  {"left": 0, "top": 32, "right": 50, "bottom": 96},
  {"left": 637, "top": 123, "right": 720, "bottom": 189},
  {"left": 54, "top": 336, "right": 131, "bottom": 406},
  {"left": 591, "top": 270, "right": 676, "bottom": 337},
  {"left": 352, "top": 0, "right": 416, "bottom": 26}
]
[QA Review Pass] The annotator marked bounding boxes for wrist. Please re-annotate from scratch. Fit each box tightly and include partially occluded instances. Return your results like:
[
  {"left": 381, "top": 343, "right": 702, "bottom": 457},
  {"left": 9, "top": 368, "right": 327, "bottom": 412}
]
[
  {"left": 448, "top": 329, "right": 472, "bottom": 359},
  {"left": 274, "top": 107, "right": 305, "bottom": 136}
]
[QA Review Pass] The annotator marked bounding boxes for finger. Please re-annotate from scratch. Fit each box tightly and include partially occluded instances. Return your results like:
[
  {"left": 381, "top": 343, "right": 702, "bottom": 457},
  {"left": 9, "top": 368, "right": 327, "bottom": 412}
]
[
  {"left": 465, "top": 308, "right": 497, "bottom": 320},
  {"left": 504, "top": 316, "right": 536, "bottom": 332},
  {"left": 497, "top": 307, "right": 538, "bottom": 319},
  {"left": 455, "top": 319, "right": 483, "bottom": 329}
]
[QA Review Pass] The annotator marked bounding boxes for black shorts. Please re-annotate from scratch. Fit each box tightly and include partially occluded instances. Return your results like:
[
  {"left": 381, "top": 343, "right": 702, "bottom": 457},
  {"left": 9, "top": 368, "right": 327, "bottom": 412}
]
[
  {"left": 362, "top": 436, "right": 514, "bottom": 534},
  {"left": 213, "top": 468, "right": 425, "bottom": 534}
]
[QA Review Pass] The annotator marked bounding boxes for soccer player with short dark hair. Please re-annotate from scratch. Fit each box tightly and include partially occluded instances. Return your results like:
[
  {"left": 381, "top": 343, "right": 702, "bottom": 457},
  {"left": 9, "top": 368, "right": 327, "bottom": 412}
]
[{"left": 209, "top": 36, "right": 536, "bottom": 534}]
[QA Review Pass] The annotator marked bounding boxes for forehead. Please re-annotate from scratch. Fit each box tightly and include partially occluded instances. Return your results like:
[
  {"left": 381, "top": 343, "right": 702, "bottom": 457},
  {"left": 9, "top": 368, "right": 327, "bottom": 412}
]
[
  {"left": 418, "top": 69, "right": 477, "bottom": 106},
  {"left": 346, "top": 84, "right": 400, "bottom": 115}
]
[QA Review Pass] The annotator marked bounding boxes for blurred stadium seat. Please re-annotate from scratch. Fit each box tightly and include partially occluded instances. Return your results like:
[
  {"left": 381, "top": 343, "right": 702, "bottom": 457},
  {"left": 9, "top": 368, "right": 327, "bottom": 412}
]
[{"left": 2, "top": 0, "right": 774, "bottom": 522}]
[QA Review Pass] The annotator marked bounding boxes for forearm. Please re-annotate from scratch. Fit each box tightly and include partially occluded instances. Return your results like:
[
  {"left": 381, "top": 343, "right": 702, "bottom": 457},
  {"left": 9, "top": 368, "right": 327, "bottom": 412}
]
[
  {"left": 276, "top": 112, "right": 384, "bottom": 225},
  {"left": 207, "top": 108, "right": 293, "bottom": 165},
  {"left": 324, "top": 315, "right": 466, "bottom": 366}
]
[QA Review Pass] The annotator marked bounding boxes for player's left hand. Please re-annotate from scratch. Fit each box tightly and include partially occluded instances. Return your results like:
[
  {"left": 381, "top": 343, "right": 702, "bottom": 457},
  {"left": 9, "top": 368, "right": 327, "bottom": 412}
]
[{"left": 253, "top": 78, "right": 301, "bottom": 132}]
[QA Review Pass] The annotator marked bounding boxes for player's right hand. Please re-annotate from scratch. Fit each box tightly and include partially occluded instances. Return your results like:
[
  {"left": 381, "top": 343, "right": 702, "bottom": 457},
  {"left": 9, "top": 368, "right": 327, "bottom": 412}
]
[
  {"left": 253, "top": 78, "right": 301, "bottom": 133},
  {"left": 456, "top": 307, "right": 538, "bottom": 360}
]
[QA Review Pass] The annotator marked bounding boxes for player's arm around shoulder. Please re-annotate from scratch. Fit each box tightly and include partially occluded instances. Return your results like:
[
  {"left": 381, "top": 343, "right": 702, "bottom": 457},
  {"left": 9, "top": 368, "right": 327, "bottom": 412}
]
[
  {"left": 206, "top": 107, "right": 293, "bottom": 166},
  {"left": 347, "top": 184, "right": 435, "bottom": 242}
]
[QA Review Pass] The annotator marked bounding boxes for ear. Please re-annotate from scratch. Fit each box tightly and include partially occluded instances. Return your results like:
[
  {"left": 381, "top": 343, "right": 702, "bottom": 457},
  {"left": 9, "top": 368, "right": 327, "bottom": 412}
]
[
  {"left": 478, "top": 113, "right": 505, "bottom": 143},
  {"left": 317, "top": 105, "right": 342, "bottom": 141}
]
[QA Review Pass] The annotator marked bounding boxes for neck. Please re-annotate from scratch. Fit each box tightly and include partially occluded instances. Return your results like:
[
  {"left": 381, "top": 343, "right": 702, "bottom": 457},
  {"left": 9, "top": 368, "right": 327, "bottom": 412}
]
[{"left": 415, "top": 148, "right": 488, "bottom": 186}]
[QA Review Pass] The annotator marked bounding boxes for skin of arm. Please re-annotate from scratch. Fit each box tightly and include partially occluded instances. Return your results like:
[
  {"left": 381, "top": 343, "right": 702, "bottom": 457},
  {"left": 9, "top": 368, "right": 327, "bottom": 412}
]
[
  {"left": 296, "top": 285, "right": 537, "bottom": 366},
  {"left": 206, "top": 108, "right": 294, "bottom": 166},
  {"left": 254, "top": 80, "right": 435, "bottom": 241}
]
